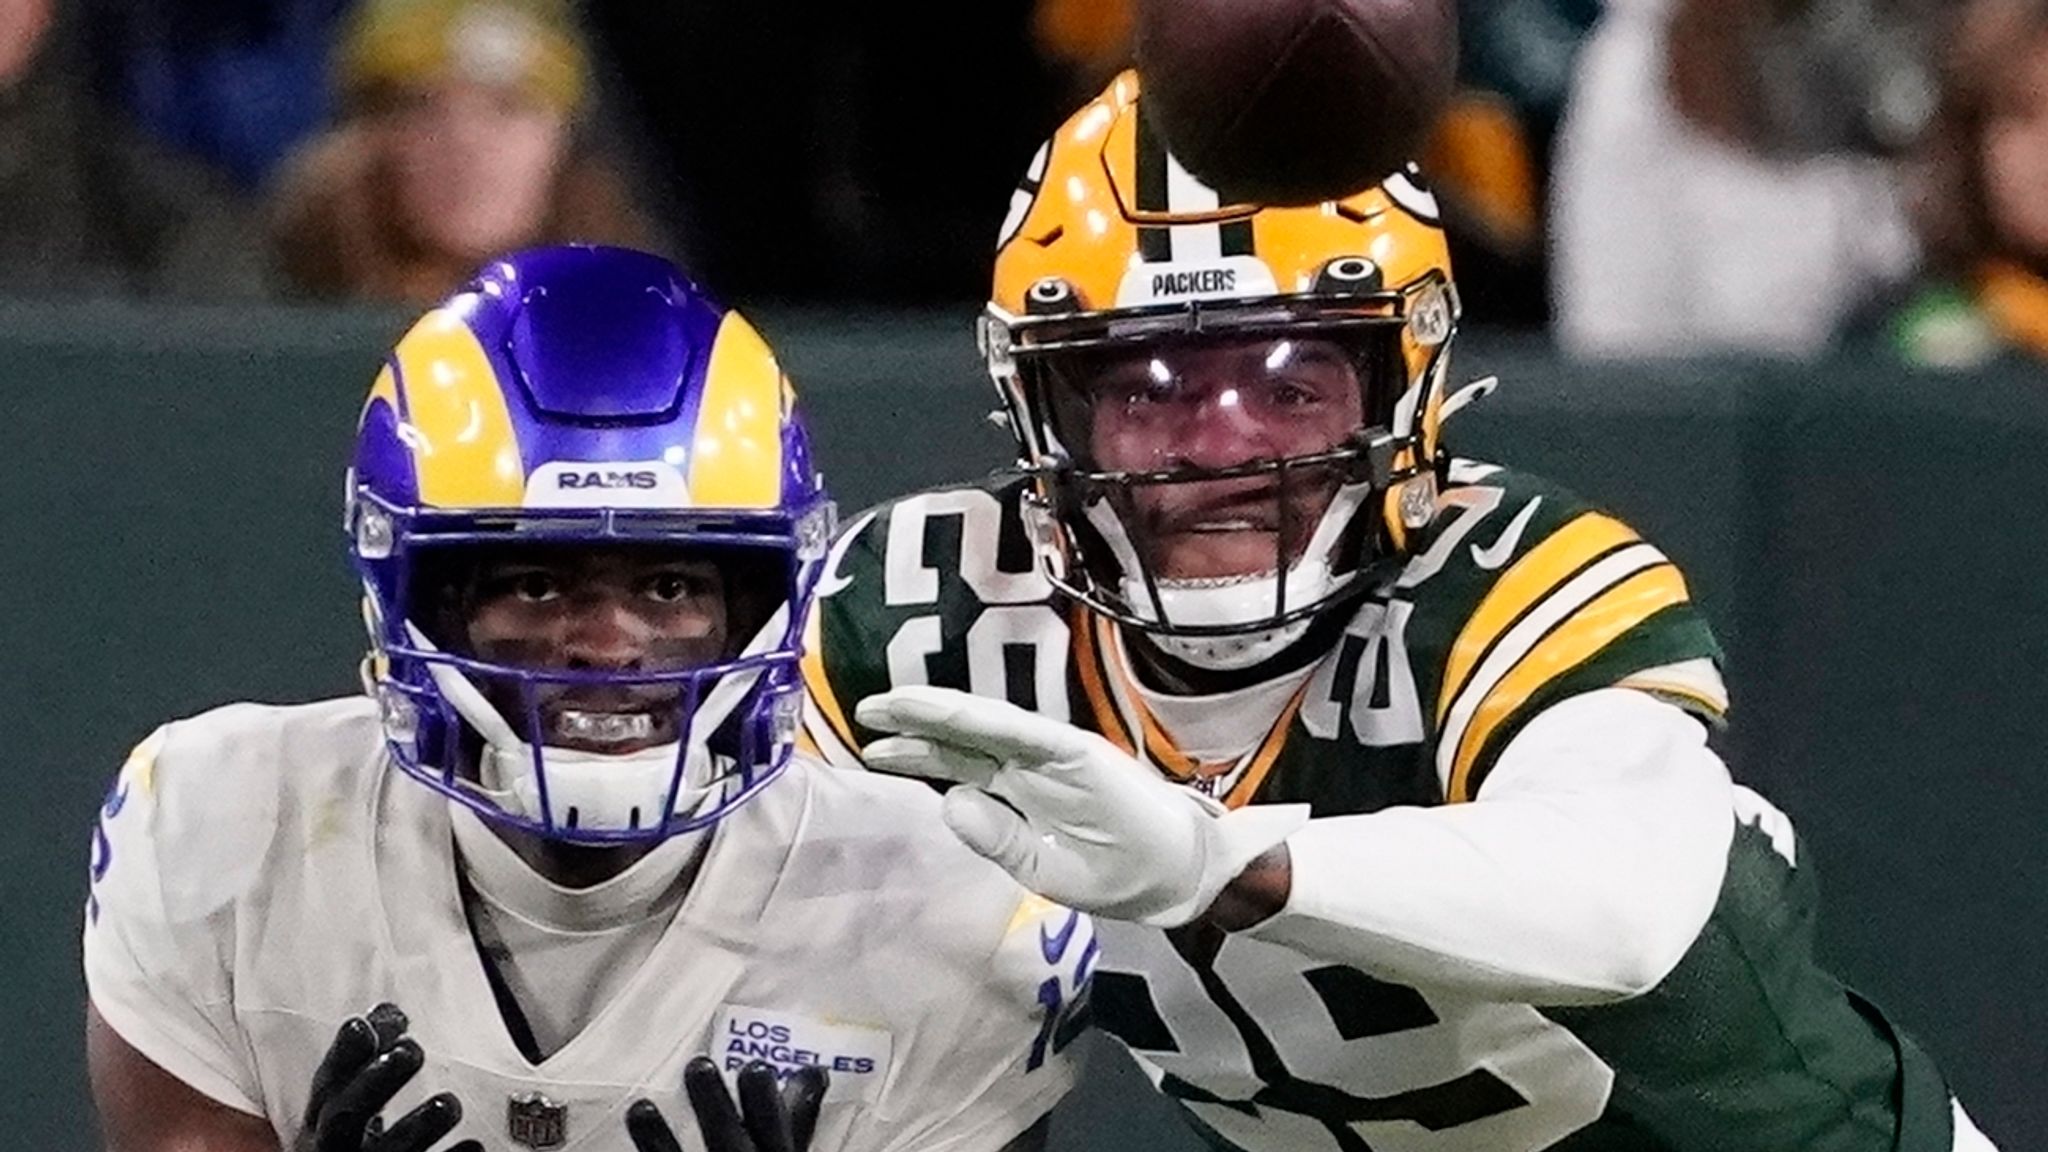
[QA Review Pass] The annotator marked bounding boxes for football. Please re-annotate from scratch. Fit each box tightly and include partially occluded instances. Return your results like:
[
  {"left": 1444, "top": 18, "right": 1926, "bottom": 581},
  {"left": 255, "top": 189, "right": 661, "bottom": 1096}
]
[{"left": 1133, "top": 0, "right": 1459, "bottom": 206}]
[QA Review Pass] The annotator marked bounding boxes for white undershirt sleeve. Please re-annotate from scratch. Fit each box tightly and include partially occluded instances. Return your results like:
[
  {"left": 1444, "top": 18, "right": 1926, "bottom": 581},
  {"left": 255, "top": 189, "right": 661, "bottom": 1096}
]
[{"left": 1245, "top": 688, "right": 1735, "bottom": 1006}]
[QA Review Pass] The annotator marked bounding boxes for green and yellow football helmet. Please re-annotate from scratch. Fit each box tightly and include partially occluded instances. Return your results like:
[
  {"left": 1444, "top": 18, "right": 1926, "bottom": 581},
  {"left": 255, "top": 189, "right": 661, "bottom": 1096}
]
[{"left": 979, "top": 70, "right": 1465, "bottom": 669}]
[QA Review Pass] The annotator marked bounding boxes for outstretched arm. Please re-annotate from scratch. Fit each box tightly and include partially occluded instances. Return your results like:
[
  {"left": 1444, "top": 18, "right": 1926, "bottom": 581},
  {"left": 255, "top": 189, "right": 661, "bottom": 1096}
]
[
  {"left": 859, "top": 685, "right": 1734, "bottom": 1006},
  {"left": 1222, "top": 689, "right": 1736, "bottom": 1004}
]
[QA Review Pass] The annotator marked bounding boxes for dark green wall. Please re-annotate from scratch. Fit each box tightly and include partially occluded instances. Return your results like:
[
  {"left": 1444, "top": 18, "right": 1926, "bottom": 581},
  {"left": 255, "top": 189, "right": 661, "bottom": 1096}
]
[{"left": 3, "top": 301, "right": 2038, "bottom": 1149}]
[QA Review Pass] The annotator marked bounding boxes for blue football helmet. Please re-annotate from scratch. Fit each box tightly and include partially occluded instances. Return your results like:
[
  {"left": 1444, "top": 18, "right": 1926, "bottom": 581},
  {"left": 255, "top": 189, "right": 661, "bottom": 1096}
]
[{"left": 346, "top": 245, "right": 835, "bottom": 843}]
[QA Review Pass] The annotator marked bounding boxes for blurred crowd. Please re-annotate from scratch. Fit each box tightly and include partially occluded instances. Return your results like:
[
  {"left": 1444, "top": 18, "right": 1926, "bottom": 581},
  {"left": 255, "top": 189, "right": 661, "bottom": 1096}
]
[{"left": 5, "top": 0, "right": 2048, "bottom": 369}]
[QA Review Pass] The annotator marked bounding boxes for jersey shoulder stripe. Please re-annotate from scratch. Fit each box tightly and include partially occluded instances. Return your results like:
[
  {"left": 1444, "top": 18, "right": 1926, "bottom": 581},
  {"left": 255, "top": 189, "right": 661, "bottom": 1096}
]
[
  {"left": 800, "top": 601, "right": 862, "bottom": 766},
  {"left": 1435, "top": 510, "right": 1645, "bottom": 725},
  {"left": 1405, "top": 462, "right": 1726, "bottom": 800}
]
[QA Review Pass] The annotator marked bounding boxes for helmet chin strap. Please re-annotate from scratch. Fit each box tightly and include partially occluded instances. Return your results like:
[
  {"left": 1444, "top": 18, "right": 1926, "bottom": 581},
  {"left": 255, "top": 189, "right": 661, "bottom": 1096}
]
[
  {"left": 409, "top": 602, "right": 791, "bottom": 834},
  {"left": 1092, "top": 482, "right": 1370, "bottom": 672}
]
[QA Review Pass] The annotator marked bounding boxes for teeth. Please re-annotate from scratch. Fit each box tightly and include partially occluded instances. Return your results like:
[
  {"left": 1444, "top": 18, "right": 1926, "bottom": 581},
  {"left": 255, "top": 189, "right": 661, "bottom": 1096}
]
[
  {"left": 1163, "top": 572, "right": 1276, "bottom": 589},
  {"left": 554, "top": 710, "right": 655, "bottom": 744}
]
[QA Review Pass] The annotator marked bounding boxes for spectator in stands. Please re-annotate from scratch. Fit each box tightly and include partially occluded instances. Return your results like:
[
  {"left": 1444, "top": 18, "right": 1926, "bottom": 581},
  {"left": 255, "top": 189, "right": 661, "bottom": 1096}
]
[
  {"left": 1549, "top": 0, "right": 1937, "bottom": 359},
  {"left": 0, "top": 0, "right": 267, "bottom": 299},
  {"left": 1889, "top": 0, "right": 2048, "bottom": 368},
  {"left": 77, "top": 0, "right": 350, "bottom": 195},
  {"left": 266, "top": 0, "right": 661, "bottom": 306},
  {"left": 1424, "top": 0, "right": 1604, "bottom": 327}
]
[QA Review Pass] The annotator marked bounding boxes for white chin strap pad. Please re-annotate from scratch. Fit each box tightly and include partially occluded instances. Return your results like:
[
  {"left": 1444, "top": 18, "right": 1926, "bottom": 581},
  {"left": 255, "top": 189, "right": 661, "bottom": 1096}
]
[
  {"left": 1147, "top": 610, "right": 1317, "bottom": 672},
  {"left": 484, "top": 743, "right": 698, "bottom": 834},
  {"left": 409, "top": 603, "right": 791, "bottom": 833}
]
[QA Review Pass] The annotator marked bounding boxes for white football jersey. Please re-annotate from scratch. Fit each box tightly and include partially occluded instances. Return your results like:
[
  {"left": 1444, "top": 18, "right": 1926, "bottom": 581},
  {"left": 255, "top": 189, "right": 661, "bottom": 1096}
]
[{"left": 84, "top": 697, "right": 1094, "bottom": 1152}]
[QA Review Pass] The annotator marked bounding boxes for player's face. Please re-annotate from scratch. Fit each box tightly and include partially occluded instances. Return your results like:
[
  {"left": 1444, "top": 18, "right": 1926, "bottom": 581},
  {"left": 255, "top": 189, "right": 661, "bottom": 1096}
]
[
  {"left": 1060, "top": 337, "right": 1366, "bottom": 581},
  {"left": 457, "top": 545, "right": 731, "bottom": 755},
  {"left": 380, "top": 78, "right": 568, "bottom": 262}
]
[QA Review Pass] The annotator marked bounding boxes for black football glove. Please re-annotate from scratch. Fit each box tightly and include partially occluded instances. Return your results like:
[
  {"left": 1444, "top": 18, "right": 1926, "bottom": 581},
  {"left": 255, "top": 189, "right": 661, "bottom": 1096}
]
[
  {"left": 293, "top": 1002, "right": 480, "bottom": 1152},
  {"left": 626, "top": 1057, "right": 827, "bottom": 1152}
]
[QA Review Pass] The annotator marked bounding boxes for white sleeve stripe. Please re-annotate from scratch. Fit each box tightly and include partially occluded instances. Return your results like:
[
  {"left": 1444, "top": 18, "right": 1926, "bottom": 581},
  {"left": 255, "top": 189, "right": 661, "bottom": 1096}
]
[
  {"left": 86, "top": 981, "right": 264, "bottom": 1118},
  {"left": 1436, "top": 542, "right": 1668, "bottom": 789}
]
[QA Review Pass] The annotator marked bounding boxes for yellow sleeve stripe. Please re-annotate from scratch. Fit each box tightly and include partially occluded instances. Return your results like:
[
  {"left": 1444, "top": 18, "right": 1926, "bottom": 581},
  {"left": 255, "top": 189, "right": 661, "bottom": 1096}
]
[
  {"left": 1004, "top": 891, "right": 1063, "bottom": 937},
  {"left": 1446, "top": 561, "right": 1692, "bottom": 801},
  {"left": 1435, "top": 540, "right": 1672, "bottom": 794},
  {"left": 1438, "top": 511, "right": 1642, "bottom": 724},
  {"left": 798, "top": 605, "right": 860, "bottom": 756}
]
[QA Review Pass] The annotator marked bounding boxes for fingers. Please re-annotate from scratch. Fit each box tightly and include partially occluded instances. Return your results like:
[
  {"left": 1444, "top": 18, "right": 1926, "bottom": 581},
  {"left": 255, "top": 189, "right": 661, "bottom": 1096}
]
[
  {"left": 626, "top": 1099, "right": 688, "bottom": 1152},
  {"left": 364, "top": 1003, "right": 409, "bottom": 1050},
  {"left": 780, "top": 1066, "right": 828, "bottom": 1152},
  {"left": 861, "top": 735, "right": 1002, "bottom": 786},
  {"left": 302, "top": 1015, "right": 381, "bottom": 1130},
  {"left": 856, "top": 686, "right": 1093, "bottom": 762},
  {"left": 737, "top": 1061, "right": 798, "bottom": 1152},
  {"left": 684, "top": 1056, "right": 754, "bottom": 1152},
  {"left": 364, "top": 1091, "right": 461, "bottom": 1152},
  {"left": 940, "top": 787, "right": 1040, "bottom": 878},
  {"left": 315, "top": 1039, "right": 425, "bottom": 1151},
  {"left": 678, "top": 1058, "right": 830, "bottom": 1152}
]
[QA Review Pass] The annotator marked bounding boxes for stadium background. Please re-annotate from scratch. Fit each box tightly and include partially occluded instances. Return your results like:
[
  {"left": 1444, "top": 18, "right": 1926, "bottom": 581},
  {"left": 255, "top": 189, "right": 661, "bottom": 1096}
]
[{"left": 3, "top": 0, "right": 2044, "bottom": 1147}]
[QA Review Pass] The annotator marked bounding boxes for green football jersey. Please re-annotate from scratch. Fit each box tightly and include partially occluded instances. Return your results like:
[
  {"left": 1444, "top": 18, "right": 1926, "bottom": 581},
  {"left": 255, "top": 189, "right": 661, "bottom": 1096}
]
[{"left": 801, "top": 460, "right": 1957, "bottom": 1152}]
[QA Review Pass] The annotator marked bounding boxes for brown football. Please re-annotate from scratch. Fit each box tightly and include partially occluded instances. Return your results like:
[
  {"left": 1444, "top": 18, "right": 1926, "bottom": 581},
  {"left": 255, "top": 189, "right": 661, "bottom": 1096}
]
[{"left": 1133, "top": 0, "right": 1459, "bottom": 206}]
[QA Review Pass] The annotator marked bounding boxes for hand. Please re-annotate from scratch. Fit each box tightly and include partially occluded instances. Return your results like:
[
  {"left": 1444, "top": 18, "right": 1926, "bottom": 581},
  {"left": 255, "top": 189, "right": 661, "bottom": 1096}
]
[
  {"left": 293, "top": 1003, "right": 478, "bottom": 1152},
  {"left": 627, "top": 1058, "right": 828, "bottom": 1152},
  {"left": 854, "top": 685, "right": 1309, "bottom": 927}
]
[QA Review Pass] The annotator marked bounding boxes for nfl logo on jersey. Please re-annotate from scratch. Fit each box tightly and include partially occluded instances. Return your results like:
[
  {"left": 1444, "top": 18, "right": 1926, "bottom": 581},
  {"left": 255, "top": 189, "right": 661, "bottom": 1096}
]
[{"left": 507, "top": 1092, "right": 568, "bottom": 1150}]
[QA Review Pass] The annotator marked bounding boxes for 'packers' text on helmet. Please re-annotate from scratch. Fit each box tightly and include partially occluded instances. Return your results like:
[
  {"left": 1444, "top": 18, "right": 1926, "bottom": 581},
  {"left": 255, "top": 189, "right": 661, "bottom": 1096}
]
[
  {"left": 979, "top": 70, "right": 1462, "bottom": 671},
  {"left": 347, "top": 245, "right": 835, "bottom": 843}
]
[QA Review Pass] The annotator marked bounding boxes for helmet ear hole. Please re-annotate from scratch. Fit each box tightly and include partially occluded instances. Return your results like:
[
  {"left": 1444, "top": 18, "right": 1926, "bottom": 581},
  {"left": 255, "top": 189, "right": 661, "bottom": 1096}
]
[
  {"left": 1025, "top": 277, "right": 1079, "bottom": 315},
  {"left": 1313, "top": 257, "right": 1384, "bottom": 295}
]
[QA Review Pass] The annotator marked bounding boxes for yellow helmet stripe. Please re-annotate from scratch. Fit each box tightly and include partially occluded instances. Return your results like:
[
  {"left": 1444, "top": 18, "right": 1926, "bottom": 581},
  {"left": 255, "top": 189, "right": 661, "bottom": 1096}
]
[
  {"left": 389, "top": 309, "right": 524, "bottom": 508},
  {"left": 686, "top": 313, "right": 785, "bottom": 509},
  {"left": 1437, "top": 512, "right": 1641, "bottom": 725},
  {"left": 362, "top": 366, "right": 401, "bottom": 429},
  {"left": 1444, "top": 562, "right": 1692, "bottom": 802}
]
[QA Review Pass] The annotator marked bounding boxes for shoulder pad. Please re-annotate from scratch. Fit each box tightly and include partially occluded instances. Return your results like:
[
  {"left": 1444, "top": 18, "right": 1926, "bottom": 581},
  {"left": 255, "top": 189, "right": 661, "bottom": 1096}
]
[{"left": 802, "top": 477, "right": 1064, "bottom": 760}]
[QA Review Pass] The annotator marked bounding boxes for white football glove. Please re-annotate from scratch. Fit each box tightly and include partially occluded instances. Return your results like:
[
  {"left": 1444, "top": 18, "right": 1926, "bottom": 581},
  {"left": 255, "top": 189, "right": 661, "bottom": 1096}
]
[{"left": 855, "top": 685, "right": 1308, "bottom": 927}]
